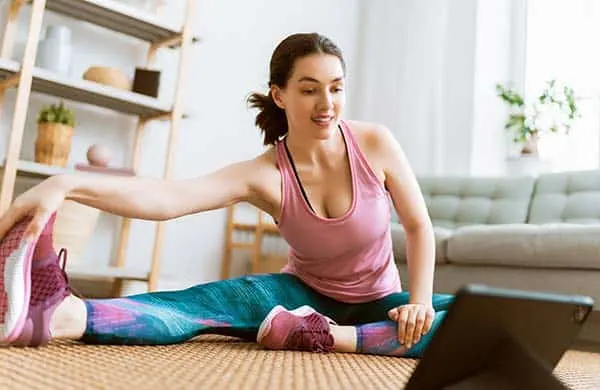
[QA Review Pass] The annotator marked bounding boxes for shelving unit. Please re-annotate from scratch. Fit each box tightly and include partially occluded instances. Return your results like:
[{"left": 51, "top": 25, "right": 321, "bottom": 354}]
[
  {"left": 0, "top": 0, "right": 198, "bottom": 295},
  {"left": 0, "top": 58, "right": 171, "bottom": 117}
]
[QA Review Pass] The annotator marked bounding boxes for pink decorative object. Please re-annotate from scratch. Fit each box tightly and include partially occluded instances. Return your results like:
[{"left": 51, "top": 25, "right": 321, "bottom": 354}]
[{"left": 86, "top": 144, "right": 112, "bottom": 167}]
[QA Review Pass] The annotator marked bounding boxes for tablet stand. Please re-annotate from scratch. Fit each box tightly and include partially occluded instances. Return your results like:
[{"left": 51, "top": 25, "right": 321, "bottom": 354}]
[{"left": 440, "top": 337, "right": 569, "bottom": 390}]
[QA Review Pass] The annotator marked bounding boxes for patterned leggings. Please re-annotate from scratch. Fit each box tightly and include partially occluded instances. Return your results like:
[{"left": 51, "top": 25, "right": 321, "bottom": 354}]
[{"left": 81, "top": 273, "right": 453, "bottom": 357}]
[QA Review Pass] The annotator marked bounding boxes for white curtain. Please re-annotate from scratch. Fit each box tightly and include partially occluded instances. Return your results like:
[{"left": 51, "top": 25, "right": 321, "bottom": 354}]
[
  {"left": 352, "top": 0, "right": 453, "bottom": 175},
  {"left": 353, "top": 0, "right": 528, "bottom": 177}
]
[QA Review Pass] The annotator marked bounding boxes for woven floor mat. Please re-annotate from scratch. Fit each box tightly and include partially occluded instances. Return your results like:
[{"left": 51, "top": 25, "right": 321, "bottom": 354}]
[{"left": 0, "top": 335, "right": 598, "bottom": 390}]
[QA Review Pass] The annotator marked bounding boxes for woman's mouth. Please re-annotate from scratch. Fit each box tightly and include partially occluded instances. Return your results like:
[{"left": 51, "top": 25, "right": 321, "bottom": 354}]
[{"left": 312, "top": 116, "right": 334, "bottom": 127}]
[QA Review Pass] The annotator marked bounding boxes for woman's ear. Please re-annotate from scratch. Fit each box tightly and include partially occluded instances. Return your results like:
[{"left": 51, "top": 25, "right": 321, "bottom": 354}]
[{"left": 270, "top": 85, "right": 286, "bottom": 110}]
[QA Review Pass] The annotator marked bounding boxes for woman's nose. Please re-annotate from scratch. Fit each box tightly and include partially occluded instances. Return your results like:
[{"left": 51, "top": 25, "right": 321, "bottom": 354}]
[{"left": 318, "top": 91, "right": 334, "bottom": 109}]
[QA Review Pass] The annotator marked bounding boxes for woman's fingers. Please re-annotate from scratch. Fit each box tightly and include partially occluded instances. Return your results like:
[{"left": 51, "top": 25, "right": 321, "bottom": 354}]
[
  {"left": 404, "top": 308, "right": 418, "bottom": 348},
  {"left": 24, "top": 209, "right": 51, "bottom": 242},
  {"left": 422, "top": 307, "right": 435, "bottom": 335},
  {"left": 0, "top": 204, "right": 26, "bottom": 240},
  {"left": 413, "top": 309, "right": 426, "bottom": 345},
  {"left": 397, "top": 307, "right": 409, "bottom": 345}
]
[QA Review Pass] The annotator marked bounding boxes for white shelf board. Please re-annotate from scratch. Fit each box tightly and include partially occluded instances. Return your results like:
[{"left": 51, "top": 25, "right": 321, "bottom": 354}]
[
  {"left": 0, "top": 160, "right": 133, "bottom": 180},
  {"left": 0, "top": 58, "right": 172, "bottom": 117},
  {"left": 0, "top": 160, "right": 74, "bottom": 180},
  {"left": 66, "top": 263, "right": 149, "bottom": 281},
  {"left": 14, "top": 160, "right": 76, "bottom": 179},
  {"left": 44, "top": 0, "right": 183, "bottom": 44}
]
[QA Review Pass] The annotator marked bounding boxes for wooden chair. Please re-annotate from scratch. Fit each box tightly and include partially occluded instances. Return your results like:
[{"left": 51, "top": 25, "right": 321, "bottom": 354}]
[{"left": 221, "top": 204, "right": 287, "bottom": 279}]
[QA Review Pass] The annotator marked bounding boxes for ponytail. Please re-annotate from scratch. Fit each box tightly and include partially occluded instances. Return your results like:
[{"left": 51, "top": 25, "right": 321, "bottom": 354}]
[{"left": 247, "top": 91, "right": 288, "bottom": 146}]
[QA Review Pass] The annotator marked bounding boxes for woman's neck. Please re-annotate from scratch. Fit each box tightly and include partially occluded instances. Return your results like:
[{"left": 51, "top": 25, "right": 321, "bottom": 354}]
[{"left": 285, "top": 125, "right": 344, "bottom": 166}]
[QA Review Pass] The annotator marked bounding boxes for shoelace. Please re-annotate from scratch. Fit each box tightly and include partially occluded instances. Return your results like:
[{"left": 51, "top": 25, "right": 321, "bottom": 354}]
[
  {"left": 56, "top": 248, "right": 83, "bottom": 299},
  {"left": 287, "top": 314, "right": 334, "bottom": 352}
]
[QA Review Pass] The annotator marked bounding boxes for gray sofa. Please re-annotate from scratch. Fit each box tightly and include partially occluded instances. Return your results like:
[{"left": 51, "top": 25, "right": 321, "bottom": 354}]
[{"left": 392, "top": 169, "right": 600, "bottom": 343}]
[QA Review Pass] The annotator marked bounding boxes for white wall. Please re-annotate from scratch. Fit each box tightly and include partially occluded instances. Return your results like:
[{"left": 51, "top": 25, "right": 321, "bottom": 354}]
[{"left": 0, "top": 0, "right": 362, "bottom": 289}]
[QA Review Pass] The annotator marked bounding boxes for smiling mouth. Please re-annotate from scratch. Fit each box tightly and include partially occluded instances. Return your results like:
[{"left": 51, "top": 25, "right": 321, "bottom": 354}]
[{"left": 312, "top": 116, "right": 334, "bottom": 126}]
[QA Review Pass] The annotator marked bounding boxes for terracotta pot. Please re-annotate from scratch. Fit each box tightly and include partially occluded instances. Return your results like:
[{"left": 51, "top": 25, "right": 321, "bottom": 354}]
[
  {"left": 521, "top": 133, "right": 540, "bottom": 156},
  {"left": 34, "top": 123, "right": 73, "bottom": 167}
]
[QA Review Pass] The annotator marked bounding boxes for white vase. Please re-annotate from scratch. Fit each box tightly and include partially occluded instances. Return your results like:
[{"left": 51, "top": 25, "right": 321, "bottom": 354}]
[{"left": 36, "top": 25, "right": 72, "bottom": 75}]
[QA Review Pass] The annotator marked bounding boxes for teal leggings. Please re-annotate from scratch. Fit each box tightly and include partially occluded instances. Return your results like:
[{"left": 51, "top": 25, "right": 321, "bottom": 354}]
[{"left": 81, "top": 273, "right": 453, "bottom": 357}]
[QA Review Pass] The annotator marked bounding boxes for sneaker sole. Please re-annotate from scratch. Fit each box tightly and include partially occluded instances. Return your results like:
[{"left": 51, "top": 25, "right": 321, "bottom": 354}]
[
  {"left": 0, "top": 219, "right": 35, "bottom": 344},
  {"left": 256, "top": 305, "right": 318, "bottom": 343}
]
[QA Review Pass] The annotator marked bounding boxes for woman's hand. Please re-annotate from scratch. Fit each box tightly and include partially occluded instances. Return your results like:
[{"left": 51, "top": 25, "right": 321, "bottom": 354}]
[
  {"left": 0, "top": 176, "right": 68, "bottom": 241},
  {"left": 388, "top": 303, "right": 435, "bottom": 348}
]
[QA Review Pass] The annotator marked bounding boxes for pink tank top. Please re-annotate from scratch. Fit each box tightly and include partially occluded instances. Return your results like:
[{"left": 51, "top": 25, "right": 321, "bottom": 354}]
[{"left": 275, "top": 120, "right": 402, "bottom": 303}]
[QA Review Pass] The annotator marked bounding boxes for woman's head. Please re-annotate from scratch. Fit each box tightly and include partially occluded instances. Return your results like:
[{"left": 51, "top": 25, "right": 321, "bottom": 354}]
[{"left": 248, "top": 33, "right": 346, "bottom": 146}]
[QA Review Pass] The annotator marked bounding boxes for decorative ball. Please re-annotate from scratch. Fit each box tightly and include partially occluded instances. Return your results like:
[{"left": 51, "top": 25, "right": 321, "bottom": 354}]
[{"left": 86, "top": 144, "right": 112, "bottom": 167}]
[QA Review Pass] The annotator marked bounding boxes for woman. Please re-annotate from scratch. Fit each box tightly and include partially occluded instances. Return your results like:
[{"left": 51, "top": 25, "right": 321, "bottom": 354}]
[{"left": 0, "top": 33, "right": 452, "bottom": 356}]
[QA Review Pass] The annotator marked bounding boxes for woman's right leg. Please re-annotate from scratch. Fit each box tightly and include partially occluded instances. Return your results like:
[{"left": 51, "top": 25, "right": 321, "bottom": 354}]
[
  {"left": 58, "top": 273, "right": 347, "bottom": 346},
  {"left": 0, "top": 214, "right": 348, "bottom": 348}
]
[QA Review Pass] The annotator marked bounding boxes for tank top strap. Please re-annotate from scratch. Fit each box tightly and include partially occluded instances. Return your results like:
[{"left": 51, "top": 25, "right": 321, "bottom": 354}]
[{"left": 339, "top": 120, "right": 386, "bottom": 192}]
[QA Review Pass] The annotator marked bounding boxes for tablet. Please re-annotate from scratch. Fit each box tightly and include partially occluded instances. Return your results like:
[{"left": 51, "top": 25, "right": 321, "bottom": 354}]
[{"left": 405, "top": 284, "right": 594, "bottom": 390}]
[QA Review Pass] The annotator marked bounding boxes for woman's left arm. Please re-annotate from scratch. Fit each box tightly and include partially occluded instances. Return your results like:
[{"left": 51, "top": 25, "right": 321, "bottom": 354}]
[{"left": 371, "top": 124, "right": 436, "bottom": 348}]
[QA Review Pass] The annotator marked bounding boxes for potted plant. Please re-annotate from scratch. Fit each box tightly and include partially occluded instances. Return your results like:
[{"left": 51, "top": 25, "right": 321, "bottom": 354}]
[
  {"left": 35, "top": 100, "right": 75, "bottom": 167},
  {"left": 496, "top": 80, "right": 579, "bottom": 156}
]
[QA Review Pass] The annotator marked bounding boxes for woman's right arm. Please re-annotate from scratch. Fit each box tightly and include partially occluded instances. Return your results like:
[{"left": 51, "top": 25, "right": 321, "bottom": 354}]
[{"left": 0, "top": 158, "right": 262, "bottom": 240}]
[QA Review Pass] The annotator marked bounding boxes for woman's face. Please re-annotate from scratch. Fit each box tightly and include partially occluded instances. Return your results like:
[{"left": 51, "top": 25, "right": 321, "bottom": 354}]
[{"left": 272, "top": 53, "right": 346, "bottom": 140}]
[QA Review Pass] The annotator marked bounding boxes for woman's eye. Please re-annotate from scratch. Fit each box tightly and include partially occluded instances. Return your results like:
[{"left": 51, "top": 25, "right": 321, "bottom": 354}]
[
  {"left": 302, "top": 89, "right": 315, "bottom": 94},
  {"left": 333, "top": 87, "right": 344, "bottom": 93}
]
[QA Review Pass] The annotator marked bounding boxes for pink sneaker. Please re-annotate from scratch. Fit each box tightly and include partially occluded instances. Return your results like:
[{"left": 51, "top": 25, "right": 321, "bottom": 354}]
[
  {"left": 257, "top": 305, "right": 335, "bottom": 352},
  {"left": 11, "top": 247, "right": 73, "bottom": 347},
  {"left": 0, "top": 216, "right": 36, "bottom": 344},
  {"left": 1, "top": 213, "right": 74, "bottom": 347}
]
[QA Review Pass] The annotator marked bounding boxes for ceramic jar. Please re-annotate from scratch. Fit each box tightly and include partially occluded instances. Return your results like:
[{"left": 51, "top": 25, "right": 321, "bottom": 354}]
[{"left": 36, "top": 25, "right": 72, "bottom": 75}]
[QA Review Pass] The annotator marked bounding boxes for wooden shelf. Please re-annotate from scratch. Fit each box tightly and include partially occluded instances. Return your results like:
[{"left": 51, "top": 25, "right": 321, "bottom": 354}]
[
  {"left": 0, "top": 58, "right": 172, "bottom": 117},
  {"left": 43, "top": 0, "right": 185, "bottom": 45},
  {"left": 66, "top": 263, "right": 149, "bottom": 281},
  {"left": 0, "top": 160, "right": 134, "bottom": 180},
  {"left": 0, "top": 0, "right": 196, "bottom": 295}
]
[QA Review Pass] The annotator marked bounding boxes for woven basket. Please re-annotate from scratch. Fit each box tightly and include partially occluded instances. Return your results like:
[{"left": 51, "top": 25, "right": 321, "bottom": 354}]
[
  {"left": 34, "top": 123, "right": 73, "bottom": 167},
  {"left": 53, "top": 200, "right": 101, "bottom": 264}
]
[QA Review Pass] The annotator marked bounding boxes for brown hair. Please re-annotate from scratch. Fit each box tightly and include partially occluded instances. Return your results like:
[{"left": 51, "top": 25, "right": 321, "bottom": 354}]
[{"left": 247, "top": 33, "right": 346, "bottom": 146}]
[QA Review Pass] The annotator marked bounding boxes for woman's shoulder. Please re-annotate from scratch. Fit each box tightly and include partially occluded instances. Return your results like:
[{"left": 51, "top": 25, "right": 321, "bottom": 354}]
[
  {"left": 251, "top": 147, "right": 281, "bottom": 185},
  {"left": 255, "top": 145, "right": 278, "bottom": 167},
  {"left": 343, "top": 119, "right": 397, "bottom": 152}
]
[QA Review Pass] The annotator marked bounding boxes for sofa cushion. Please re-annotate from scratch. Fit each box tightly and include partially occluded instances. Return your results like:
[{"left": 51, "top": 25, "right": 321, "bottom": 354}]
[
  {"left": 415, "top": 176, "right": 535, "bottom": 229},
  {"left": 391, "top": 223, "right": 451, "bottom": 264},
  {"left": 447, "top": 224, "right": 600, "bottom": 269},
  {"left": 528, "top": 170, "right": 600, "bottom": 224}
]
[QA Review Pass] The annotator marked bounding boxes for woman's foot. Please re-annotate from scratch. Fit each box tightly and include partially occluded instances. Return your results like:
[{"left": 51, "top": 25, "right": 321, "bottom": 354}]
[{"left": 257, "top": 305, "right": 335, "bottom": 352}]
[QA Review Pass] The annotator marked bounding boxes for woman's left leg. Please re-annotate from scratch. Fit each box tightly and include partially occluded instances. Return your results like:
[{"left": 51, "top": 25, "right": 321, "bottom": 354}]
[{"left": 327, "top": 293, "right": 454, "bottom": 358}]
